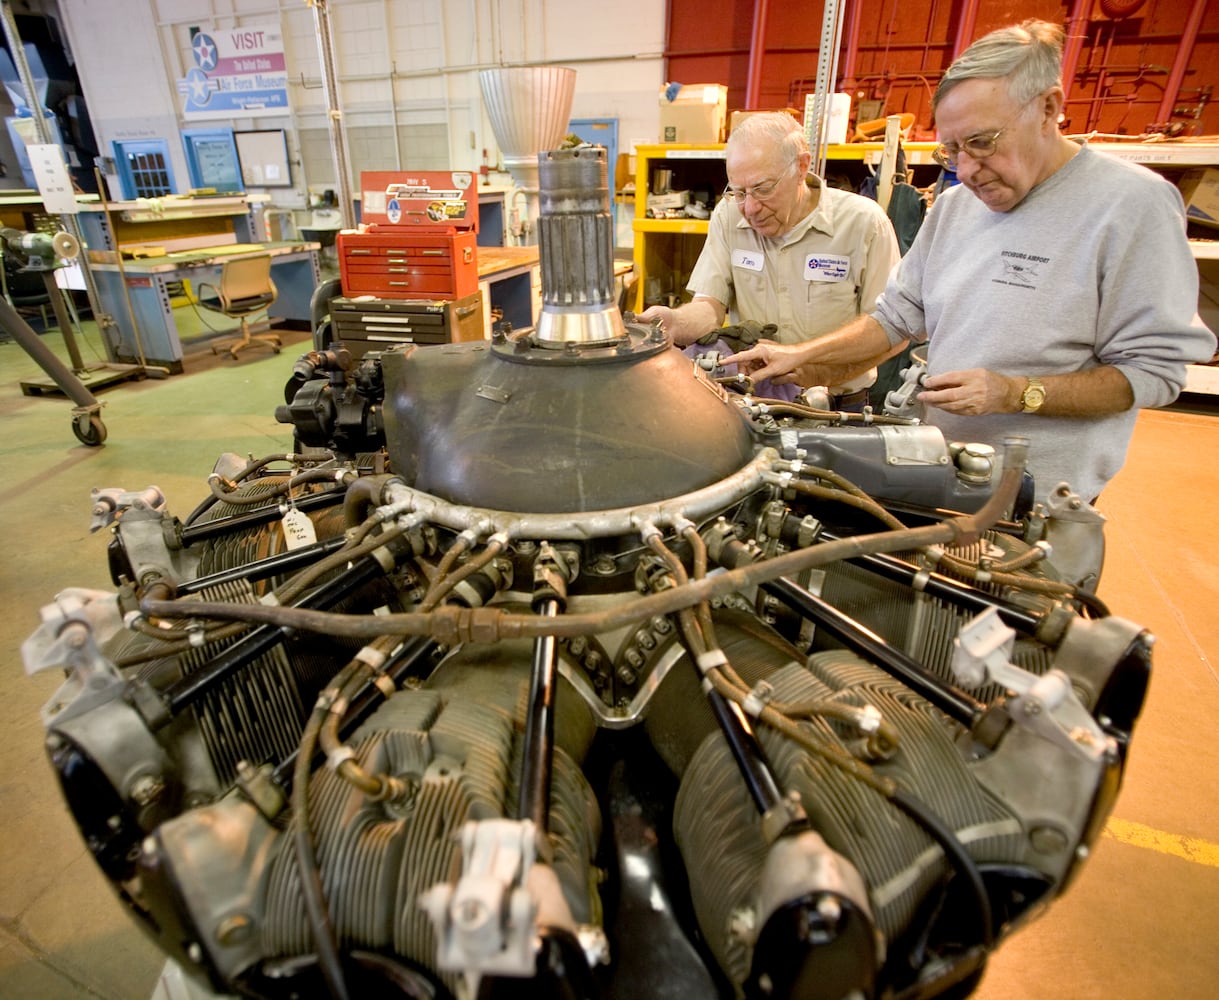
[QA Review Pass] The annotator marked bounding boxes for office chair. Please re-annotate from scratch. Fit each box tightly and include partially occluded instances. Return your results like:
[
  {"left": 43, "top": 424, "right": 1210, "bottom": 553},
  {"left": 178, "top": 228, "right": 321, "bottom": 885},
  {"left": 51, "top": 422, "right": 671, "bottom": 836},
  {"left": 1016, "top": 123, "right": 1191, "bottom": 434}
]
[
  {"left": 197, "top": 255, "right": 282, "bottom": 359},
  {"left": 0, "top": 245, "right": 53, "bottom": 332}
]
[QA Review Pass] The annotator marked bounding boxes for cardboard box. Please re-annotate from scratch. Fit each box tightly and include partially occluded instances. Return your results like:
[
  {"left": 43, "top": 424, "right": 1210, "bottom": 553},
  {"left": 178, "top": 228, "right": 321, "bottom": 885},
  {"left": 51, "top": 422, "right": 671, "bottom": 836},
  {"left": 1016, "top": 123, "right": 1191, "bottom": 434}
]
[
  {"left": 660, "top": 84, "right": 728, "bottom": 144},
  {"left": 1179, "top": 167, "right": 1219, "bottom": 228},
  {"left": 803, "top": 92, "right": 852, "bottom": 145}
]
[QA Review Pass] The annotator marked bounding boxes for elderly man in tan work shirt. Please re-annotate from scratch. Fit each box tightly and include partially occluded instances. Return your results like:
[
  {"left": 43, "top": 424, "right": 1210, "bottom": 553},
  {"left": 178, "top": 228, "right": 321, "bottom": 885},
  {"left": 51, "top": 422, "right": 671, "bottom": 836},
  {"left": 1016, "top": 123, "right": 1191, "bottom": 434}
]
[{"left": 639, "top": 110, "right": 901, "bottom": 406}]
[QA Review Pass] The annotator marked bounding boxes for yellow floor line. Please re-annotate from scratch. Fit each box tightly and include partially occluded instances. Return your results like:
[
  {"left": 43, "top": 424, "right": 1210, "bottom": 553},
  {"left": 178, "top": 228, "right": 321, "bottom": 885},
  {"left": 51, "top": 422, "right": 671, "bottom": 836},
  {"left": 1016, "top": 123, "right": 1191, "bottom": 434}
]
[{"left": 1104, "top": 817, "right": 1219, "bottom": 868}]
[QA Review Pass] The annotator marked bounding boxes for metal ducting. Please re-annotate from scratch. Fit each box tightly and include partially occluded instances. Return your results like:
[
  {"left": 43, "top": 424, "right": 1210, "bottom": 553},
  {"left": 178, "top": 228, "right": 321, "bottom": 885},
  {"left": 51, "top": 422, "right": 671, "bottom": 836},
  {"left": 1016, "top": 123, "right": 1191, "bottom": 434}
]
[{"left": 479, "top": 66, "right": 577, "bottom": 233}]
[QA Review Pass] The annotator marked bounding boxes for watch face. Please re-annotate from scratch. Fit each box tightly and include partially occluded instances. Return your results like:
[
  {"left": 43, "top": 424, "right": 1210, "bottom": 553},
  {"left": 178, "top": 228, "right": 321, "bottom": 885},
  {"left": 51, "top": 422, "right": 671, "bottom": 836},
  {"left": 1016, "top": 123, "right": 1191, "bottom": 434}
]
[{"left": 1023, "top": 385, "right": 1046, "bottom": 410}]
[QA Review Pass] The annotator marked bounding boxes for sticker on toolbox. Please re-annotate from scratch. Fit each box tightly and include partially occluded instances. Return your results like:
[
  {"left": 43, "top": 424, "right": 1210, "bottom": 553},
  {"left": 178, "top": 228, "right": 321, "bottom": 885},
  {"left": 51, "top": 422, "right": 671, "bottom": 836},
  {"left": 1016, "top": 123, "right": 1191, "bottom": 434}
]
[{"left": 359, "top": 170, "right": 479, "bottom": 231}]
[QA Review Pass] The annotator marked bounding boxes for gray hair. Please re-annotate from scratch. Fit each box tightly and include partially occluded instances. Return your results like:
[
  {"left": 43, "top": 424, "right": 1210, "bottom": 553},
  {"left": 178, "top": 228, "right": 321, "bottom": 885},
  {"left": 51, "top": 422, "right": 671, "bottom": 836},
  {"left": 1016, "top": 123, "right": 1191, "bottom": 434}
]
[
  {"left": 725, "top": 111, "right": 808, "bottom": 168},
  {"left": 933, "top": 19, "right": 1064, "bottom": 113}
]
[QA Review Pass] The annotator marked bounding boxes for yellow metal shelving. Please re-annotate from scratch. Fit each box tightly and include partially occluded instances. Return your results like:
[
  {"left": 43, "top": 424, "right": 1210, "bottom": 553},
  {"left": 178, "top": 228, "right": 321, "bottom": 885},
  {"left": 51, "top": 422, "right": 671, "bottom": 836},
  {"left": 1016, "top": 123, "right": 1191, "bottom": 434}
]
[{"left": 630, "top": 144, "right": 724, "bottom": 312}]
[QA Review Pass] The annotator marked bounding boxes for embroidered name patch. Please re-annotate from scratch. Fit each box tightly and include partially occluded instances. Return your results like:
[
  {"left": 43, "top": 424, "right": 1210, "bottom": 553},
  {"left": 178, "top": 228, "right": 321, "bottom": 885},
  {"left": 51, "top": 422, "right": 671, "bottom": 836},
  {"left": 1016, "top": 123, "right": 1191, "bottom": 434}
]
[
  {"left": 732, "top": 248, "right": 764, "bottom": 272},
  {"left": 805, "top": 253, "right": 850, "bottom": 282}
]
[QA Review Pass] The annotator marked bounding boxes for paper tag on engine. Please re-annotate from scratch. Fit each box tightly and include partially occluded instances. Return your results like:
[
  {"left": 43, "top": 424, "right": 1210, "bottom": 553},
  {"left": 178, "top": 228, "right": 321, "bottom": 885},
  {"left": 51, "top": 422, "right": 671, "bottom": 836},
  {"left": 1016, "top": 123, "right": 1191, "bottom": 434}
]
[{"left": 281, "top": 507, "right": 317, "bottom": 550}]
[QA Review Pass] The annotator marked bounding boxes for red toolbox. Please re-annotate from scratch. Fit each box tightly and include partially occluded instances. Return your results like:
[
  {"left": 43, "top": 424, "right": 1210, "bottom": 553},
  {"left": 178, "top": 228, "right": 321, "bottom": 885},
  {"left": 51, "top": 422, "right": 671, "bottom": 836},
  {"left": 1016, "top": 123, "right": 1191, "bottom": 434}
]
[
  {"left": 338, "top": 228, "right": 478, "bottom": 299},
  {"left": 339, "top": 170, "right": 480, "bottom": 300}
]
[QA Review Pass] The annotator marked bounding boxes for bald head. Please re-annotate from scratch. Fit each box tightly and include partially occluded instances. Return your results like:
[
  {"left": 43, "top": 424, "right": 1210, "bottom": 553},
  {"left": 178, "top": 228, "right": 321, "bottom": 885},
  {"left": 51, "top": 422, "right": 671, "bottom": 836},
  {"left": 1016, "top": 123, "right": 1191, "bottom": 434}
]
[
  {"left": 726, "top": 111, "right": 808, "bottom": 166},
  {"left": 724, "top": 112, "right": 815, "bottom": 239}
]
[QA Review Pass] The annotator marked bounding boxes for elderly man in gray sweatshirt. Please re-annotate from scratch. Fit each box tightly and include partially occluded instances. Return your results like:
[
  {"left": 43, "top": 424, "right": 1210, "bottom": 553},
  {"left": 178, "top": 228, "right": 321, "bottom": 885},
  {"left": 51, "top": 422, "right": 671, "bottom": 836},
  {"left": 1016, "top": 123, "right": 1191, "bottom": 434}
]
[{"left": 725, "top": 19, "right": 1217, "bottom": 503}]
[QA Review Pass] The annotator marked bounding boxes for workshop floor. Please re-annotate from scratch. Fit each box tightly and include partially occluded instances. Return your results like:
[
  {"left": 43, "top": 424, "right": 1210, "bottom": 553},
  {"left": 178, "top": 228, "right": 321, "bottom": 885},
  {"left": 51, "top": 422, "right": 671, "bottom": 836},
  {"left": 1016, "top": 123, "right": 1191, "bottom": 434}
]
[{"left": 1, "top": 312, "right": 1217, "bottom": 999}]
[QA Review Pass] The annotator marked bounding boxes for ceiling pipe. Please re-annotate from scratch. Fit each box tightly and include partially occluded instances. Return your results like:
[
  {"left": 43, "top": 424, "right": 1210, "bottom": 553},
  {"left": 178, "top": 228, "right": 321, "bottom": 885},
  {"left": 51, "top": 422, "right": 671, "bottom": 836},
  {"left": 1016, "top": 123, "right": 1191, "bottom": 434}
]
[
  {"left": 1060, "top": 0, "right": 1092, "bottom": 106},
  {"left": 950, "top": 0, "right": 982, "bottom": 61},
  {"left": 744, "top": 0, "right": 770, "bottom": 109},
  {"left": 838, "top": 0, "right": 863, "bottom": 93},
  {"left": 1154, "top": 0, "right": 1207, "bottom": 125}
]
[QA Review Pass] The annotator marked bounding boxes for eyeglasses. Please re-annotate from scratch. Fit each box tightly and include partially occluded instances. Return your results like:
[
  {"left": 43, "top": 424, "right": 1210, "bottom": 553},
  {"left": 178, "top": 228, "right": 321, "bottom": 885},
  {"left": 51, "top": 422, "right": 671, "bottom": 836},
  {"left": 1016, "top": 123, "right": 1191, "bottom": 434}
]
[
  {"left": 724, "top": 161, "right": 797, "bottom": 204},
  {"left": 932, "top": 132, "right": 1007, "bottom": 170},
  {"left": 933, "top": 97, "right": 1039, "bottom": 169}
]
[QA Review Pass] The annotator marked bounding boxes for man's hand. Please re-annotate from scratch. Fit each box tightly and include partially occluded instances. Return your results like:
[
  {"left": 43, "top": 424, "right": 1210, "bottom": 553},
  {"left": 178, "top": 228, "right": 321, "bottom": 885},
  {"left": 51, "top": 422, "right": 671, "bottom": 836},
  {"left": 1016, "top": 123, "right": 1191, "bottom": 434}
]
[
  {"left": 635, "top": 297, "right": 725, "bottom": 347},
  {"left": 920, "top": 365, "right": 1135, "bottom": 418},
  {"left": 720, "top": 341, "right": 811, "bottom": 385},
  {"left": 636, "top": 304, "right": 676, "bottom": 332},
  {"left": 919, "top": 369, "right": 1020, "bottom": 414},
  {"left": 723, "top": 340, "right": 865, "bottom": 388},
  {"left": 724, "top": 315, "right": 904, "bottom": 389}
]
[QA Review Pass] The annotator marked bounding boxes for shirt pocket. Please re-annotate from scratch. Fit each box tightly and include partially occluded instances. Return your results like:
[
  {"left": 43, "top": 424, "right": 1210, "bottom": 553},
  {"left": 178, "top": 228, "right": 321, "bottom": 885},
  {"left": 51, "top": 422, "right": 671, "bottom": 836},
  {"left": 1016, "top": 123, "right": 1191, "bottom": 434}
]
[
  {"left": 730, "top": 266, "right": 771, "bottom": 313},
  {"left": 802, "top": 273, "right": 858, "bottom": 327}
]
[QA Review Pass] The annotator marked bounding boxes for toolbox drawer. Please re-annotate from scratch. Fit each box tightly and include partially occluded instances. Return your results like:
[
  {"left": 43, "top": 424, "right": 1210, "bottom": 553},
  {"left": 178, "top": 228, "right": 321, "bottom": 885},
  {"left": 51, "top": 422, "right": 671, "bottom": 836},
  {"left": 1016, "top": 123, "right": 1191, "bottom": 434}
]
[
  {"left": 341, "top": 269, "right": 458, "bottom": 297},
  {"left": 342, "top": 245, "right": 454, "bottom": 262}
]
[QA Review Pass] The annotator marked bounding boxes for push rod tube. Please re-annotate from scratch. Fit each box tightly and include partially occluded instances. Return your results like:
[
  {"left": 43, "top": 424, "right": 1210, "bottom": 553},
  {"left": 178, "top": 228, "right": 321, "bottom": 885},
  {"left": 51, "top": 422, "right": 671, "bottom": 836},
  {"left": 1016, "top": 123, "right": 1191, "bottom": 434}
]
[
  {"left": 818, "top": 533, "right": 1043, "bottom": 634},
  {"left": 177, "top": 536, "right": 349, "bottom": 594},
  {"left": 706, "top": 683, "right": 787, "bottom": 817},
  {"left": 162, "top": 555, "right": 386, "bottom": 716},
  {"left": 518, "top": 598, "right": 561, "bottom": 832},
  {"left": 761, "top": 576, "right": 985, "bottom": 726}
]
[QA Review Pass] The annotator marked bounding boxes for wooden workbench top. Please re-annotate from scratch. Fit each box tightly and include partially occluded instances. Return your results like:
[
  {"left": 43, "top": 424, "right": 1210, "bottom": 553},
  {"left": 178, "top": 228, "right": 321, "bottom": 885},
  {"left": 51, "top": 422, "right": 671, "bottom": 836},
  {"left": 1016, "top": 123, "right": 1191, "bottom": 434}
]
[{"left": 477, "top": 245, "right": 539, "bottom": 277}]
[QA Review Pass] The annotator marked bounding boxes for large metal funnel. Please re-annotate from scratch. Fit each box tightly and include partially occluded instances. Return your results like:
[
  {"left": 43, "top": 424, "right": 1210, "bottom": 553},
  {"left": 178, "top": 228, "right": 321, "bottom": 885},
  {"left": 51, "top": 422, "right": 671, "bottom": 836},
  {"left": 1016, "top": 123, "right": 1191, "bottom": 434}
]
[{"left": 480, "top": 66, "right": 577, "bottom": 231}]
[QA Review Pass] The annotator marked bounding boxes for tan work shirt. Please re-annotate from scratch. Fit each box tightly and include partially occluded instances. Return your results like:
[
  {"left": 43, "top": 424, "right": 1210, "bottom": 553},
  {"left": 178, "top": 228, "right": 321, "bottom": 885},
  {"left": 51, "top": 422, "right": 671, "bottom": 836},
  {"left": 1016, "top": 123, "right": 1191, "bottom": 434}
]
[{"left": 688, "top": 174, "right": 901, "bottom": 391}]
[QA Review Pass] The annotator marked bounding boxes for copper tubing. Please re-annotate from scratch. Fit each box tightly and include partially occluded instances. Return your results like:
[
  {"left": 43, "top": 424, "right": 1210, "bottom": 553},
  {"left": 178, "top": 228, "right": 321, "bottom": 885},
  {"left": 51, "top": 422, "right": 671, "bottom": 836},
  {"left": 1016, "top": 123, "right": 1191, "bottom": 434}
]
[
  {"left": 273, "top": 522, "right": 407, "bottom": 605},
  {"left": 773, "top": 475, "right": 907, "bottom": 530},
  {"left": 937, "top": 545, "right": 1047, "bottom": 576},
  {"left": 750, "top": 400, "right": 911, "bottom": 426},
  {"left": 207, "top": 467, "right": 359, "bottom": 507},
  {"left": 660, "top": 527, "right": 902, "bottom": 759},
  {"left": 343, "top": 474, "right": 398, "bottom": 530},
  {"left": 317, "top": 636, "right": 410, "bottom": 802},
  {"left": 292, "top": 673, "right": 353, "bottom": 1000},
  {"left": 707, "top": 667, "right": 896, "bottom": 796},
  {"left": 118, "top": 620, "right": 251, "bottom": 668},
  {"left": 418, "top": 533, "right": 475, "bottom": 611},
  {"left": 185, "top": 453, "right": 299, "bottom": 526},
  {"left": 419, "top": 536, "right": 507, "bottom": 612}
]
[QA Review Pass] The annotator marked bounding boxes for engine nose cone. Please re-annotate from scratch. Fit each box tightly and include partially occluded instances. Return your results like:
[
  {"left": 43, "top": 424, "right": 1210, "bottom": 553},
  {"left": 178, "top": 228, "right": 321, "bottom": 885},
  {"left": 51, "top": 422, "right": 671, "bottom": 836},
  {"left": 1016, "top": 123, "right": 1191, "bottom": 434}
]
[{"left": 380, "top": 141, "right": 754, "bottom": 513}]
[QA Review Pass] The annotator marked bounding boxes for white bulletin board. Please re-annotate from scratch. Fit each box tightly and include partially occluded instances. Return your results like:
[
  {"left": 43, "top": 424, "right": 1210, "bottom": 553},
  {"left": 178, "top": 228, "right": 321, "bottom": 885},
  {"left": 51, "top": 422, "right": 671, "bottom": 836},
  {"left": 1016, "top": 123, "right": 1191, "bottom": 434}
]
[{"left": 235, "top": 129, "right": 292, "bottom": 188}]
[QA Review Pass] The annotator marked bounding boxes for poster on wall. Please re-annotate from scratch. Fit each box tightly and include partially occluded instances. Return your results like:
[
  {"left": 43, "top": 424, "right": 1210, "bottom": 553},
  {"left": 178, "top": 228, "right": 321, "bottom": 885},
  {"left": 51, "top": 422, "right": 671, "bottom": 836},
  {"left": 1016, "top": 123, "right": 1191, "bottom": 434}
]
[{"left": 178, "top": 23, "right": 289, "bottom": 120}]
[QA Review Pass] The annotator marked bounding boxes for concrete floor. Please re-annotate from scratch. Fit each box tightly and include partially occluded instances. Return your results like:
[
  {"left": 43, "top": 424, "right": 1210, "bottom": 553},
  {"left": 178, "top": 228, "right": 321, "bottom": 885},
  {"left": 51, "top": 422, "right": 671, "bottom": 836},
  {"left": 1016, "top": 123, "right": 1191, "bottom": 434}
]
[{"left": 1, "top": 311, "right": 1217, "bottom": 999}]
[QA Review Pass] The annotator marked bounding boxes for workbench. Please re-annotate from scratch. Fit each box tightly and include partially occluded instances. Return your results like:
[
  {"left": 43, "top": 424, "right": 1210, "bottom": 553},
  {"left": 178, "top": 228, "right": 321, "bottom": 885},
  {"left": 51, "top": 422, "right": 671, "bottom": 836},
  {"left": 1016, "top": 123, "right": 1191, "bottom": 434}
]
[
  {"left": 478, "top": 245, "right": 541, "bottom": 335},
  {"left": 75, "top": 196, "right": 320, "bottom": 372},
  {"left": 86, "top": 241, "right": 320, "bottom": 372},
  {"left": 476, "top": 245, "right": 633, "bottom": 336}
]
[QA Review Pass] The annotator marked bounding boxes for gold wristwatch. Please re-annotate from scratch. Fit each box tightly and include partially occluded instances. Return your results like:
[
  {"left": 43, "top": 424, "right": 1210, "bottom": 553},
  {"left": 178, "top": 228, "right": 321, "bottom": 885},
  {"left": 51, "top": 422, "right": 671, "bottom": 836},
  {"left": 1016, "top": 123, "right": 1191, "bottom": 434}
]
[{"left": 1020, "top": 376, "right": 1046, "bottom": 413}]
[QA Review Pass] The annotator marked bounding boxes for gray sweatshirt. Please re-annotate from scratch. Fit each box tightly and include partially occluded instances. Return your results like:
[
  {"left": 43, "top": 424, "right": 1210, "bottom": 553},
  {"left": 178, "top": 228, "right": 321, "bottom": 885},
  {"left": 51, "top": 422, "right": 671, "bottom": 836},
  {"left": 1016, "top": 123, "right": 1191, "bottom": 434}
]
[{"left": 873, "top": 144, "right": 1217, "bottom": 502}]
